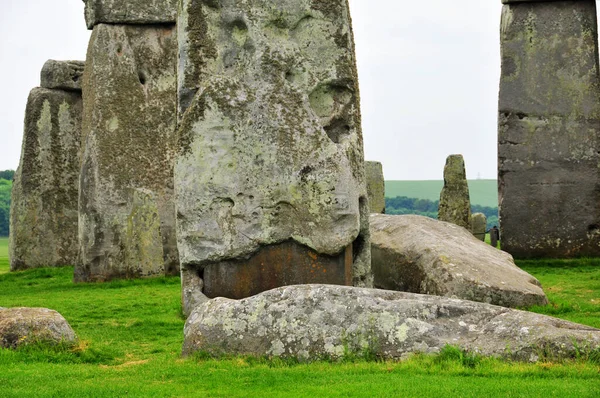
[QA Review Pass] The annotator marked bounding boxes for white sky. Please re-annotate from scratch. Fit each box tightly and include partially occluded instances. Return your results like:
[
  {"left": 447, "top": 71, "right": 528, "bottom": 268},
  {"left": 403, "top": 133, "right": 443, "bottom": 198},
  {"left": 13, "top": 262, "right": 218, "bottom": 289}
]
[{"left": 0, "top": 1, "right": 508, "bottom": 179}]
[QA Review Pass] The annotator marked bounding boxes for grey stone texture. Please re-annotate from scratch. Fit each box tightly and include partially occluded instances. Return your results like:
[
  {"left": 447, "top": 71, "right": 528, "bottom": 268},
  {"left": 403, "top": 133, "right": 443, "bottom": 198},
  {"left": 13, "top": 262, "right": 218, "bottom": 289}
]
[
  {"left": 41, "top": 60, "right": 85, "bottom": 92},
  {"left": 438, "top": 155, "right": 471, "bottom": 229},
  {"left": 471, "top": 213, "right": 487, "bottom": 241},
  {"left": 498, "top": 1, "right": 600, "bottom": 258},
  {"left": 76, "top": 23, "right": 179, "bottom": 282},
  {"left": 82, "top": 0, "right": 177, "bottom": 29},
  {"left": 0, "top": 308, "right": 77, "bottom": 349},
  {"left": 365, "top": 161, "right": 385, "bottom": 214},
  {"left": 370, "top": 215, "right": 548, "bottom": 308},
  {"left": 176, "top": 0, "right": 371, "bottom": 305},
  {"left": 182, "top": 284, "right": 599, "bottom": 361},
  {"left": 10, "top": 87, "right": 82, "bottom": 271}
]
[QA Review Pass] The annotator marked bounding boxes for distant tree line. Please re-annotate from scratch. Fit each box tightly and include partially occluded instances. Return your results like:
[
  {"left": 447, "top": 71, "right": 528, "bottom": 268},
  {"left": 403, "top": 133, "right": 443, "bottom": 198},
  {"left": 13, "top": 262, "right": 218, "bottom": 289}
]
[
  {"left": 0, "top": 170, "right": 14, "bottom": 181},
  {"left": 0, "top": 173, "right": 12, "bottom": 237},
  {"left": 385, "top": 196, "right": 499, "bottom": 229}
]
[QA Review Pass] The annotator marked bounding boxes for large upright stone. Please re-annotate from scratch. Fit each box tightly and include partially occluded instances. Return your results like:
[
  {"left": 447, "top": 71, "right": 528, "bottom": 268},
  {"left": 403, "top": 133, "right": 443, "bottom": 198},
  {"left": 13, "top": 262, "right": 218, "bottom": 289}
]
[
  {"left": 176, "top": 0, "right": 371, "bottom": 305},
  {"left": 499, "top": 1, "right": 600, "bottom": 258},
  {"left": 438, "top": 155, "right": 471, "bottom": 229},
  {"left": 10, "top": 83, "right": 82, "bottom": 270},
  {"left": 76, "top": 24, "right": 179, "bottom": 282},
  {"left": 365, "top": 161, "right": 385, "bottom": 214},
  {"left": 82, "top": 0, "right": 177, "bottom": 29}
]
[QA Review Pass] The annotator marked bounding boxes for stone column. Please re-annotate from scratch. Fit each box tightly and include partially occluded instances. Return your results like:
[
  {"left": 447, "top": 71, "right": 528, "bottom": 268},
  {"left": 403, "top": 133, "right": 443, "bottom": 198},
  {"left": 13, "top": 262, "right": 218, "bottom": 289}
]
[
  {"left": 438, "top": 155, "right": 472, "bottom": 229},
  {"left": 10, "top": 61, "right": 84, "bottom": 270},
  {"left": 76, "top": 1, "right": 179, "bottom": 281},
  {"left": 499, "top": 0, "right": 600, "bottom": 258},
  {"left": 365, "top": 161, "right": 386, "bottom": 214},
  {"left": 176, "top": 0, "right": 372, "bottom": 311}
]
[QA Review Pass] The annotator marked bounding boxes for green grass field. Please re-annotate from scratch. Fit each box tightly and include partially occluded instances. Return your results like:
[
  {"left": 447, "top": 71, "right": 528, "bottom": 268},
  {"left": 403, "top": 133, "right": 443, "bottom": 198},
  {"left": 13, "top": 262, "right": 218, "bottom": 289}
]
[
  {"left": 1, "top": 237, "right": 599, "bottom": 397},
  {"left": 0, "top": 237, "right": 8, "bottom": 275},
  {"left": 385, "top": 180, "right": 498, "bottom": 207}
]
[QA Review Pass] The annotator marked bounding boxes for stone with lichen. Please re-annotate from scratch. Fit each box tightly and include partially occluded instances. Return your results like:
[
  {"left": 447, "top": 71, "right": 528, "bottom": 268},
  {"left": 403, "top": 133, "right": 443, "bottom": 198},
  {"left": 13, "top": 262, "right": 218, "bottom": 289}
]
[
  {"left": 176, "top": 0, "right": 371, "bottom": 307},
  {"left": 76, "top": 24, "right": 179, "bottom": 282},
  {"left": 438, "top": 154, "right": 471, "bottom": 229},
  {"left": 499, "top": 1, "right": 600, "bottom": 258},
  {"left": 10, "top": 87, "right": 82, "bottom": 271},
  {"left": 41, "top": 60, "right": 85, "bottom": 92},
  {"left": 0, "top": 307, "right": 77, "bottom": 349},
  {"left": 82, "top": 0, "right": 177, "bottom": 29},
  {"left": 471, "top": 212, "right": 487, "bottom": 241},
  {"left": 365, "top": 161, "right": 385, "bottom": 214}
]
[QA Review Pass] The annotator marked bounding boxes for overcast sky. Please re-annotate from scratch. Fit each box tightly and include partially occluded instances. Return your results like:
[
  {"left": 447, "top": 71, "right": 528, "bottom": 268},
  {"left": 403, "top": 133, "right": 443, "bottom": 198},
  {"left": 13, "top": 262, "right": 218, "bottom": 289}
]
[{"left": 0, "top": 0, "right": 505, "bottom": 180}]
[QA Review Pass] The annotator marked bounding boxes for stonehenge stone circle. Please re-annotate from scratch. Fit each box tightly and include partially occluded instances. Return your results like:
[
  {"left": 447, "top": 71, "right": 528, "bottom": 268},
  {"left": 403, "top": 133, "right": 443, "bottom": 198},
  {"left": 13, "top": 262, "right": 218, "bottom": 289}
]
[
  {"left": 370, "top": 214, "right": 548, "bottom": 308},
  {"left": 438, "top": 155, "right": 471, "bottom": 229},
  {"left": 82, "top": 0, "right": 177, "bottom": 29},
  {"left": 365, "top": 161, "right": 385, "bottom": 214},
  {"left": 183, "top": 285, "right": 598, "bottom": 362},
  {"left": 76, "top": 23, "right": 179, "bottom": 282},
  {"left": 499, "top": 0, "right": 600, "bottom": 258},
  {"left": 471, "top": 212, "right": 487, "bottom": 241},
  {"left": 0, "top": 307, "right": 78, "bottom": 349},
  {"left": 176, "top": 0, "right": 371, "bottom": 305},
  {"left": 10, "top": 61, "right": 83, "bottom": 271}
]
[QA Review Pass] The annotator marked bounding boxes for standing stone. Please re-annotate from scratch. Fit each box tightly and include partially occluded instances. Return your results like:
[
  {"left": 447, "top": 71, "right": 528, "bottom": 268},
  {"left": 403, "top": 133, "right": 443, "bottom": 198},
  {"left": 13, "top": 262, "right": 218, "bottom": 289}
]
[
  {"left": 365, "top": 161, "right": 385, "bottom": 214},
  {"left": 499, "top": 0, "right": 600, "bottom": 258},
  {"left": 438, "top": 155, "right": 471, "bottom": 229},
  {"left": 471, "top": 213, "right": 487, "bottom": 242},
  {"left": 82, "top": 0, "right": 177, "bottom": 29},
  {"left": 10, "top": 61, "right": 84, "bottom": 270},
  {"left": 76, "top": 24, "right": 179, "bottom": 282},
  {"left": 176, "top": 0, "right": 371, "bottom": 306}
]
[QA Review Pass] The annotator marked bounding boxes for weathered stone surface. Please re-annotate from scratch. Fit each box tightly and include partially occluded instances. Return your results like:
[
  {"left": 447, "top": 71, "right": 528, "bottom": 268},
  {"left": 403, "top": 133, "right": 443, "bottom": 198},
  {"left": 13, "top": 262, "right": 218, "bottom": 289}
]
[
  {"left": 183, "top": 284, "right": 599, "bottom": 361},
  {"left": 471, "top": 213, "right": 487, "bottom": 241},
  {"left": 176, "top": 0, "right": 371, "bottom": 304},
  {"left": 82, "top": 0, "right": 177, "bottom": 30},
  {"left": 499, "top": 1, "right": 600, "bottom": 258},
  {"left": 10, "top": 88, "right": 82, "bottom": 271},
  {"left": 438, "top": 155, "right": 471, "bottom": 229},
  {"left": 365, "top": 161, "right": 385, "bottom": 214},
  {"left": 76, "top": 24, "right": 179, "bottom": 282},
  {"left": 40, "top": 60, "right": 85, "bottom": 92},
  {"left": 370, "top": 214, "right": 548, "bottom": 308},
  {"left": 0, "top": 308, "right": 77, "bottom": 349}
]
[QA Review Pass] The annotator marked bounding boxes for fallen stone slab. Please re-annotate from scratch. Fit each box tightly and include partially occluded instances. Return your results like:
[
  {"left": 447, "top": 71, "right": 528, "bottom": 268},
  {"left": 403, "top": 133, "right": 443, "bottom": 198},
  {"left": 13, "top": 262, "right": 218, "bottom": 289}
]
[
  {"left": 0, "top": 308, "right": 77, "bottom": 349},
  {"left": 183, "top": 285, "right": 600, "bottom": 362},
  {"left": 370, "top": 214, "right": 548, "bottom": 308},
  {"left": 41, "top": 60, "right": 85, "bottom": 91},
  {"left": 82, "top": 0, "right": 177, "bottom": 29}
]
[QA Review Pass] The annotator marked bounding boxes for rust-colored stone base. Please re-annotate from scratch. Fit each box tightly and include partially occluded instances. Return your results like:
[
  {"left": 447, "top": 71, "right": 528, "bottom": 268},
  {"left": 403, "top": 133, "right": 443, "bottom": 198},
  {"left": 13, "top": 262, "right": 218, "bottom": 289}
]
[{"left": 203, "top": 241, "right": 353, "bottom": 299}]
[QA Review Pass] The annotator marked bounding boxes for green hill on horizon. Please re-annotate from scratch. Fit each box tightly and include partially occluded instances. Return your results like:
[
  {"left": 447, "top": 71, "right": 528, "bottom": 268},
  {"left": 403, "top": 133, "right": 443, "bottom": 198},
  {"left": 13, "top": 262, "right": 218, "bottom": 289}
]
[{"left": 385, "top": 179, "right": 498, "bottom": 208}]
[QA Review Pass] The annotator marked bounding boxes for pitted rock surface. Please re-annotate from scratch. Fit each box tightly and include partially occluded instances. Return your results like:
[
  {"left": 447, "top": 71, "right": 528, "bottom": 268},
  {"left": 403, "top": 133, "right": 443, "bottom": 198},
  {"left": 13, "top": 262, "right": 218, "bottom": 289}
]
[
  {"left": 77, "top": 24, "right": 179, "bottom": 282},
  {"left": 0, "top": 308, "right": 77, "bottom": 349},
  {"left": 438, "top": 155, "right": 471, "bottom": 229},
  {"left": 370, "top": 215, "right": 548, "bottom": 308},
  {"left": 10, "top": 88, "right": 82, "bottom": 270},
  {"left": 365, "top": 161, "right": 385, "bottom": 214},
  {"left": 176, "top": 0, "right": 371, "bottom": 301},
  {"left": 499, "top": 1, "right": 600, "bottom": 258},
  {"left": 82, "top": 0, "right": 177, "bottom": 29},
  {"left": 41, "top": 60, "right": 85, "bottom": 91},
  {"left": 183, "top": 284, "right": 598, "bottom": 361}
]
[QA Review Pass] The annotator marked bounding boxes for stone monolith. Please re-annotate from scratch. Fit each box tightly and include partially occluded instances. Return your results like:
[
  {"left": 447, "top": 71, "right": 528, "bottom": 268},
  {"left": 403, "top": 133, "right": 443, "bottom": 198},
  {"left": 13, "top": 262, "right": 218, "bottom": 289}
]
[
  {"left": 76, "top": 24, "right": 179, "bottom": 282},
  {"left": 366, "top": 161, "right": 385, "bottom": 214},
  {"left": 438, "top": 155, "right": 471, "bottom": 229},
  {"left": 176, "top": 0, "right": 371, "bottom": 306},
  {"left": 82, "top": 0, "right": 177, "bottom": 29},
  {"left": 10, "top": 63, "right": 83, "bottom": 270},
  {"left": 499, "top": 0, "right": 600, "bottom": 258},
  {"left": 471, "top": 212, "right": 487, "bottom": 241}
]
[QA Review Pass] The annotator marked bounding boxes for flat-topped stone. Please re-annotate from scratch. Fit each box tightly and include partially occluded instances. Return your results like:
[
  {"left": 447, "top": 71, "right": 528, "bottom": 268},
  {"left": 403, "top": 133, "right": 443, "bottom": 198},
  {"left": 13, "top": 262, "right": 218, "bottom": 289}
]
[
  {"left": 0, "top": 307, "right": 77, "bottom": 349},
  {"left": 82, "top": 0, "right": 177, "bottom": 29},
  {"left": 41, "top": 60, "right": 85, "bottom": 91}
]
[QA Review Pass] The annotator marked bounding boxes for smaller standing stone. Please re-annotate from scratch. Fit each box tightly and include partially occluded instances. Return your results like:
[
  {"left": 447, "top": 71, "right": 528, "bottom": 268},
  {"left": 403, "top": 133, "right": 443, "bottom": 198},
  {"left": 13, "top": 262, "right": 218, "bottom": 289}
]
[
  {"left": 365, "top": 161, "right": 386, "bottom": 214},
  {"left": 41, "top": 60, "right": 85, "bottom": 91},
  {"left": 471, "top": 213, "right": 487, "bottom": 242},
  {"left": 438, "top": 155, "right": 471, "bottom": 229}
]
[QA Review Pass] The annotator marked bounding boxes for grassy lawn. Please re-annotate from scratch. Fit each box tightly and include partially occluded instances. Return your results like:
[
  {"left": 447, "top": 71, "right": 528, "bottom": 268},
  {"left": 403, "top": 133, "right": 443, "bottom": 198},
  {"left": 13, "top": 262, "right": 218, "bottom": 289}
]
[
  {"left": 1, "top": 237, "right": 599, "bottom": 397},
  {"left": 385, "top": 180, "right": 497, "bottom": 207},
  {"left": 0, "top": 236, "right": 8, "bottom": 274}
]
